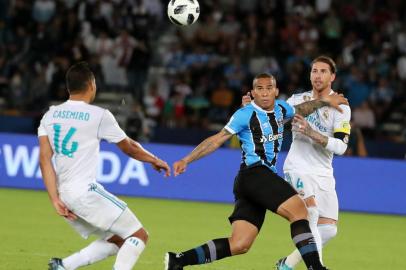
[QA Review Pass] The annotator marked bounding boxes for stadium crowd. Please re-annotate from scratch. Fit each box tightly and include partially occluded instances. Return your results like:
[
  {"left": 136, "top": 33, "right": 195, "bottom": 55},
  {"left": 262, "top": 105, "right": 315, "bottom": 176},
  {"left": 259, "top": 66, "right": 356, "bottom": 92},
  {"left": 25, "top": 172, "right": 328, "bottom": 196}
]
[{"left": 0, "top": 0, "right": 405, "bottom": 150}]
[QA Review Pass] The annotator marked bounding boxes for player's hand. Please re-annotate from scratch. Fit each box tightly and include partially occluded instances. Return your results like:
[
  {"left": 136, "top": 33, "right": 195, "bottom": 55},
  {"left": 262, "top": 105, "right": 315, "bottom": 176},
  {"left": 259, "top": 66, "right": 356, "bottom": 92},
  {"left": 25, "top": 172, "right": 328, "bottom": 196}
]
[
  {"left": 151, "top": 157, "right": 171, "bottom": 177},
  {"left": 292, "top": 114, "right": 311, "bottom": 135},
  {"left": 321, "top": 93, "right": 348, "bottom": 113},
  {"left": 52, "top": 198, "right": 77, "bottom": 221},
  {"left": 173, "top": 159, "right": 188, "bottom": 177},
  {"left": 242, "top": 92, "right": 252, "bottom": 107}
]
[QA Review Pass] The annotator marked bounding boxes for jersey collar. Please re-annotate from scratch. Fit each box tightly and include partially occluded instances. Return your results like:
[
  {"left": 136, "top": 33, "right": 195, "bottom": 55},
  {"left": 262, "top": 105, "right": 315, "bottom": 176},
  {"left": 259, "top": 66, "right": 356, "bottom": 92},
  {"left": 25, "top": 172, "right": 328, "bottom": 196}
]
[
  {"left": 251, "top": 101, "right": 274, "bottom": 113},
  {"left": 66, "top": 100, "right": 86, "bottom": 104},
  {"left": 311, "top": 89, "right": 335, "bottom": 99}
]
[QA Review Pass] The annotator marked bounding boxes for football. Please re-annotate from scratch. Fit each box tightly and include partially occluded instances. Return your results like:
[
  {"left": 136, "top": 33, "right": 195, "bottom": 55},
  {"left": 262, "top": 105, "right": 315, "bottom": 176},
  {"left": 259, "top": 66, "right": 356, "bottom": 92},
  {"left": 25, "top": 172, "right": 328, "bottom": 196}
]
[{"left": 167, "top": 0, "right": 200, "bottom": 26}]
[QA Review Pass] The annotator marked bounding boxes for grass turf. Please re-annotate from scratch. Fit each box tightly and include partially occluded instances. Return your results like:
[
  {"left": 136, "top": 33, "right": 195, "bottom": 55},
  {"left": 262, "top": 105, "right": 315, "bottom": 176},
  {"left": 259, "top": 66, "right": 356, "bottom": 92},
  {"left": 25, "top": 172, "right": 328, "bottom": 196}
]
[{"left": 0, "top": 188, "right": 405, "bottom": 270}]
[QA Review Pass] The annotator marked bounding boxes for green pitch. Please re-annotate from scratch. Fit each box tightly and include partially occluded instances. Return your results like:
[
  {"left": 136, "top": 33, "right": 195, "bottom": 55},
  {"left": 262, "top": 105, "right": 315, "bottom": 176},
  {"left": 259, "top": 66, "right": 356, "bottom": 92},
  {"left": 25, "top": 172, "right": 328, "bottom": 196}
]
[{"left": 1, "top": 188, "right": 405, "bottom": 270}]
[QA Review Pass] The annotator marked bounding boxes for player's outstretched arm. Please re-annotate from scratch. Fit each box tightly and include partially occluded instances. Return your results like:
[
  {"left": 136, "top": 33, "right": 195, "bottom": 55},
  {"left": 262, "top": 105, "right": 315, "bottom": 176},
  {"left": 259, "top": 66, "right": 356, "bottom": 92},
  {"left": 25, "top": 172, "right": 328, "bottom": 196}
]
[
  {"left": 117, "top": 137, "right": 171, "bottom": 177},
  {"left": 38, "top": 136, "right": 77, "bottom": 221},
  {"left": 294, "top": 94, "right": 348, "bottom": 117},
  {"left": 173, "top": 129, "right": 233, "bottom": 176}
]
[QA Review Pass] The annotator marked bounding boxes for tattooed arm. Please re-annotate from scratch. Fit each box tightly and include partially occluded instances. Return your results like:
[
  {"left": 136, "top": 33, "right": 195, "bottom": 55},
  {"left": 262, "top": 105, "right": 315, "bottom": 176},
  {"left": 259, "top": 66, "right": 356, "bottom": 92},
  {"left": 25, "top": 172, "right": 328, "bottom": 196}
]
[
  {"left": 292, "top": 114, "right": 349, "bottom": 154},
  {"left": 173, "top": 129, "right": 233, "bottom": 176},
  {"left": 294, "top": 94, "right": 348, "bottom": 117},
  {"left": 294, "top": 100, "right": 329, "bottom": 118}
]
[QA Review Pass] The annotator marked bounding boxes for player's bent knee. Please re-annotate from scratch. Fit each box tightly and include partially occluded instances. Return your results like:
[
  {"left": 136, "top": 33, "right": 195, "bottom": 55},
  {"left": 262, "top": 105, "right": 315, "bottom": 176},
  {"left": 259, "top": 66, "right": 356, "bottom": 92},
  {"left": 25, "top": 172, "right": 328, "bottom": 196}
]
[
  {"left": 107, "top": 234, "right": 126, "bottom": 248},
  {"left": 318, "top": 224, "right": 337, "bottom": 246},
  {"left": 277, "top": 195, "right": 308, "bottom": 222},
  {"left": 230, "top": 239, "right": 252, "bottom": 255}
]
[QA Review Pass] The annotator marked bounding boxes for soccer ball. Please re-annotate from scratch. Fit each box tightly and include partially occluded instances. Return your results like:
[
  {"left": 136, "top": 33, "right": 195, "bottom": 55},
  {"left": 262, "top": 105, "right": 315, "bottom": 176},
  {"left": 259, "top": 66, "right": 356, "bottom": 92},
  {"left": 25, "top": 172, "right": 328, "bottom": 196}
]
[{"left": 167, "top": 0, "right": 200, "bottom": 26}]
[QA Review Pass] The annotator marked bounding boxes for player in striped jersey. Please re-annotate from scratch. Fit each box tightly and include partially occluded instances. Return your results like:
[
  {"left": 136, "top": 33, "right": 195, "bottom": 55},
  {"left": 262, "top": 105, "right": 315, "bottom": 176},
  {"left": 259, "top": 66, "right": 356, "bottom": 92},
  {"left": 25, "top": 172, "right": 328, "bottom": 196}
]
[
  {"left": 39, "top": 62, "right": 171, "bottom": 270},
  {"left": 164, "top": 73, "right": 347, "bottom": 270}
]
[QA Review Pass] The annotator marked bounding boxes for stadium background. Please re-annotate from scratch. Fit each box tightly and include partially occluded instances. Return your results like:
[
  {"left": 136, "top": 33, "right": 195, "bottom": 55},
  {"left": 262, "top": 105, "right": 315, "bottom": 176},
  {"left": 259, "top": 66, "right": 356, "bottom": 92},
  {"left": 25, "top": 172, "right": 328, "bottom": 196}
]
[{"left": 0, "top": 1, "right": 405, "bottom": 269}]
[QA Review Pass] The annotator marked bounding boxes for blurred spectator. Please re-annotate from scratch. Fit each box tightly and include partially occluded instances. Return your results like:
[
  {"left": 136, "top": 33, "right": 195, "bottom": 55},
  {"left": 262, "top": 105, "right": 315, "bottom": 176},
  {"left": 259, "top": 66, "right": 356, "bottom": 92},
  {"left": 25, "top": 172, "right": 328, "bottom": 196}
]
[
  {"left": 32, "top": 0, "right": 56, "bottom": 24},
  {"left": 369, "top": 77, "right": 394, "bottom": 121},
  {"left": 143, "top": 83, "right": 164, "bottom": 124},
  {"left": 207, "top": 80, "right": 234, "bottom": 129},
  {"left": 345, "top": 120, "right": 368, "bottom": 157},
  {"left": 344, "top": 67, "right": 371, "bottom": 108},
  {"left": 127, "top": 37, "right": 150, "bottom": 103},
  {"left": 352, "top": 101, "right": 376, "bottom": 133}
]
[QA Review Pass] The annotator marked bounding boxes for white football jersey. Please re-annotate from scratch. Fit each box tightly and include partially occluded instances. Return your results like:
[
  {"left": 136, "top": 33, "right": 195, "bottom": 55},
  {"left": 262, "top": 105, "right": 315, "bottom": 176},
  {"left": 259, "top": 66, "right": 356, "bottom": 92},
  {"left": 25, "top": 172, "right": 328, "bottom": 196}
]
[
  {"left": 283, "top": 90, "right": 351, "bottom": 177},
  {"left": 38, "top": 100, "right": 126, "bottom": 196}
]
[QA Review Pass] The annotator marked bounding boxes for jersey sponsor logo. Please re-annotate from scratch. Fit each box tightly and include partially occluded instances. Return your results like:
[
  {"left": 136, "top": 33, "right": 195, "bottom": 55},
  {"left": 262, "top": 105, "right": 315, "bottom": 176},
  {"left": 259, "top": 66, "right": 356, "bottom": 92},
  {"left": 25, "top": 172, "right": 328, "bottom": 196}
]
[
  {"left": 260, "top": 133, "right": 283, "bottom": 143},
  {"left": 305, "top": 113, "right": 328, "bottom": 132}
]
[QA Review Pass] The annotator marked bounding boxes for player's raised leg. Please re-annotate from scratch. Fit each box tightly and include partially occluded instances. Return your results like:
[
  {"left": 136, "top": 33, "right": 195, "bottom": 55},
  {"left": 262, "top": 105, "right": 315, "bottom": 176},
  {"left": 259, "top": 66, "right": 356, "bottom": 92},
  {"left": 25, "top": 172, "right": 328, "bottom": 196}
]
[
  {"left": 51, "top": 238, "right": 120, "bottom": 270},
  {"left": 165, "top": 220, "right": 257, "bottom": 270}
]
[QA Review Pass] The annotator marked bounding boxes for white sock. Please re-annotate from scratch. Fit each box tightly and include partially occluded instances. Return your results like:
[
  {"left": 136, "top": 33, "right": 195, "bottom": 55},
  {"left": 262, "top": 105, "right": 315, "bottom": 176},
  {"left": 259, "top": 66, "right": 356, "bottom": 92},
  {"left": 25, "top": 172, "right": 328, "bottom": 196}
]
[
  {"left": 63, "top": 239, "right": 119, "bottom": 270},
  {"left": 284, "top": 249, "right": 302, "bottom": 268},
  {"left": 113, "top": 237, "right": 146, "bottom": 270},
  {"left": 307, "top": 207, "right": 323, "bottom": 262},
  {"left": 285, "top": 207, "right": 322, "bottom": 268},
  {"left": 318, "top": 224, "right": 338, "bottom": 246}
]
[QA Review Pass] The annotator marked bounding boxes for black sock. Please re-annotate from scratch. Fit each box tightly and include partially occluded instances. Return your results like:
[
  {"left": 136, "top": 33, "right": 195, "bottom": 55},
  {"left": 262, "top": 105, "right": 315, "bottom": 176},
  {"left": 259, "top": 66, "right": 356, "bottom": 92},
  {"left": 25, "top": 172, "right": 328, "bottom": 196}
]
[
  {"left": 177, "top": 238, "right": 231, "bottom": 266},
  {"left": 291, "top": 219, "right": 325, "bottom": 270}
]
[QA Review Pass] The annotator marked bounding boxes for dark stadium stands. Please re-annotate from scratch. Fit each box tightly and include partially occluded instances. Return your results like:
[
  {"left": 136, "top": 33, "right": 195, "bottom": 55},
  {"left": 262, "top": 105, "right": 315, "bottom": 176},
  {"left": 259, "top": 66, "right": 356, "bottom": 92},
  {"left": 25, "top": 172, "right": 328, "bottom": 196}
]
[{"left": 0, "top": 0, "right": 405, "bottom": 158}]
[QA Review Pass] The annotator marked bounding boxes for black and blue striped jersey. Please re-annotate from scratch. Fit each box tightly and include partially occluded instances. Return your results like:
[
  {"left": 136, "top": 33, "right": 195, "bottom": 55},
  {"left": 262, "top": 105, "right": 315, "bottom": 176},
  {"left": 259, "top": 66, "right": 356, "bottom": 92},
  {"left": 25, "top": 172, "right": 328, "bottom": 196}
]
[{"left": 225, "top": 100, "right": 295, "bottom": 173}]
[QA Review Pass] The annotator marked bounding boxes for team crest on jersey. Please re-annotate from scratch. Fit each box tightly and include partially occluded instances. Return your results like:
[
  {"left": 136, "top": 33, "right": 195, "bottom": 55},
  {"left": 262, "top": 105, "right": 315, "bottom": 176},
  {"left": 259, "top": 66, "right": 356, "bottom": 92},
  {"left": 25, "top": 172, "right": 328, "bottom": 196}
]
[
  {"left": 323, "top": 109, "right": 329, "bottom": 119},
  {"left": 303, "top": 95, "right": 311, "bottom": 101}
]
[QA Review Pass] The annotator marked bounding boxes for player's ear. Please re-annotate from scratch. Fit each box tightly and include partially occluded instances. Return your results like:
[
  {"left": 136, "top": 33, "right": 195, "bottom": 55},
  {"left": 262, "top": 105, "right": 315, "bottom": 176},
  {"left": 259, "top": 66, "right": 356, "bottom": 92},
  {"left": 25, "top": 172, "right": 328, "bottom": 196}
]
[
  {"left": 331, "top": 73, "right": 336, "bottom": 83},
  {"left": 250, "top": 89, "right": 255, "bottom": 98},
  {"left": 275, "top": 87, "right": 279, "bottom": 97}
]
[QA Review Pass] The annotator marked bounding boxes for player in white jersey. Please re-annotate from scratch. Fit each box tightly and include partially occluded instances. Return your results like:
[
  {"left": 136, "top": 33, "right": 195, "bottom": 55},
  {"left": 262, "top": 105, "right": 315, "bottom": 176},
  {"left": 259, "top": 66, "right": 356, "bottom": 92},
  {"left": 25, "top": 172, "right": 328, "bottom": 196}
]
[
  {"left": 275, "top": 56, "right": 351, "bottom": 270},
  {"left": 38, "top": 62, "right": 171, "bottom": 270}
]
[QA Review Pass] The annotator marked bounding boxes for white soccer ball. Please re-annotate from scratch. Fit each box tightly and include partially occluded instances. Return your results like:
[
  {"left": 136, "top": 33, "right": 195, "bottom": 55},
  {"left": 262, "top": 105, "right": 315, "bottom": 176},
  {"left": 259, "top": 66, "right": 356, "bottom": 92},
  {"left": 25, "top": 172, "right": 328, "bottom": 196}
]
[{"left": 167, "top": 0, "right": 200, "bottom": 26}]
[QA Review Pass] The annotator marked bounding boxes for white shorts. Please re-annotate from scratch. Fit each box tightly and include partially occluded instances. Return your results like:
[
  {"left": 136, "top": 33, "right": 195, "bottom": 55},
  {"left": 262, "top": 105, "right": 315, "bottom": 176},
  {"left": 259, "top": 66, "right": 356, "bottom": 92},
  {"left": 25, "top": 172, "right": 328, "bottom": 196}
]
[
  {"left": 60, "top": 182, "right": 142, "bottom": 239},
  {"left": 284, "top": 171, "right": 339, "bottom": 221}
]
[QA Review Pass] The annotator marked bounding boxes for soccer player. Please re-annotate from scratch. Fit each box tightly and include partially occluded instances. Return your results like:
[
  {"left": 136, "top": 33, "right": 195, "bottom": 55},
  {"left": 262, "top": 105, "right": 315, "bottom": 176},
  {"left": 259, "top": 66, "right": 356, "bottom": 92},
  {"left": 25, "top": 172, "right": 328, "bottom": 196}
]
[
  {"left": 38, "top": 62, "right": 170, "bottom": 270},
  {"left": 276, "top": 56, "right": 351, "bottom": 269},
  {"left": 164, "top": 73, "right": 348, "bottom": 270}
]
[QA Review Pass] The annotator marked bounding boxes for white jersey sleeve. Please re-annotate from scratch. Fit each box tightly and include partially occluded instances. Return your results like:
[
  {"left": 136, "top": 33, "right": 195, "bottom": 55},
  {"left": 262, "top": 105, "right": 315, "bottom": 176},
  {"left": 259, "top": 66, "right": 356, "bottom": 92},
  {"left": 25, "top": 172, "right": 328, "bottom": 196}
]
[
  {"left": 286, "top": 94, "right": 296, "bottom": 107},
  {"left": 333, "top": 105, "right": 351, "bottom": 135},
  {"left": 38, "top": 110, "right": 51, "bottom": 137},
  {"left": 98, "top": 110, "right": 127, "bottom": 143}
]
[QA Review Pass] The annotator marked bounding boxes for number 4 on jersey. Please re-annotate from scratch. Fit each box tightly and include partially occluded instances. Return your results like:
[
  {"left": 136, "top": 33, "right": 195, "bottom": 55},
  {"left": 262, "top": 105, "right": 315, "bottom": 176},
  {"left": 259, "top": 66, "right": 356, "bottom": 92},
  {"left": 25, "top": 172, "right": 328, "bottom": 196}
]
[
  {"left": 296, "top": 178, "right": 304, "bottom": 189},
  {"left": 53, "top": 124, "right": 79, "bottom": 158}
]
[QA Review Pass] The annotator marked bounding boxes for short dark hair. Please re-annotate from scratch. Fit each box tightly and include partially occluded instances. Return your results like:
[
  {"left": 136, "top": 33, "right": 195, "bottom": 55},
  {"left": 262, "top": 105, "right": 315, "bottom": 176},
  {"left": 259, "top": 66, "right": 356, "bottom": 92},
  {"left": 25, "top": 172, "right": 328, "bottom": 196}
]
[
  {"left": 66, "top": 62, "right": 95, "bottom": 94},
  {"left": 311, "top": 56, "right": 336, "bottom": 74},
  {"left": 253, "top": 73, "right": 275, "bottom": 87}
]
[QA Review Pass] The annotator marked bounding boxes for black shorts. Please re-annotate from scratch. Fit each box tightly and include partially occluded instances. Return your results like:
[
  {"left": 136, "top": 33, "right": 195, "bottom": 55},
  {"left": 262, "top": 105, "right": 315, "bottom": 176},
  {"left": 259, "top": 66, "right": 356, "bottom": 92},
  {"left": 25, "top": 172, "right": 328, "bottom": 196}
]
[{"left": 228, "top": 165, "right": 297, "bottom": 231}]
